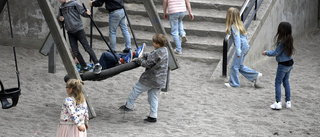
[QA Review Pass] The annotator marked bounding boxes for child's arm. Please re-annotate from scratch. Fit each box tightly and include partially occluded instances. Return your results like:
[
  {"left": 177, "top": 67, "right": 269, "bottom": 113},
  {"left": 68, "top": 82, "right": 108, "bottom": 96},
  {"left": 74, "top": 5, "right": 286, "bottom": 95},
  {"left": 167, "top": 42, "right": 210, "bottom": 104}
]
[
  {"left": 264, "top": 42, "right": 283, "bottom": 56},
  {"left": 231, "top": 25, "right": 242, "bottom": 57},
  {"left": 135, "top": 52, "right": 158, "bottom": 69},
  {"left": 75, "top": 2, "right": 90, "bottom": 17}
]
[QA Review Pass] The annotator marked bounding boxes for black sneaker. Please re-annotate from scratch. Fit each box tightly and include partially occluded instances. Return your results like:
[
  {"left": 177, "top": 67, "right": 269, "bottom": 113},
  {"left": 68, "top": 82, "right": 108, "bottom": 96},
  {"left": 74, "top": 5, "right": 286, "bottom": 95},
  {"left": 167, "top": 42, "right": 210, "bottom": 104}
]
[
  {"left": 118, "top": 105, "right": 133, "bottom": 111},
  {"left": 122, "top": 48, "right": 131, "bottom": 53},
  {"left": 144, "top": 116, "right": 157, "bottom": 123},
  {"left": 93, "top": 64, "right": 102, "bottom": 74}
]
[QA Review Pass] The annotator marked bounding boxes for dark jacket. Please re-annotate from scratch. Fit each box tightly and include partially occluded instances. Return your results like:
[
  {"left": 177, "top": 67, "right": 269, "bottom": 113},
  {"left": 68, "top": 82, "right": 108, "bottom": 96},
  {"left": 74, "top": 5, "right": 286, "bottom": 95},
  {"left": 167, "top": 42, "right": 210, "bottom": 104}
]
[{"left": 91, "top": 0, "right": 124, "bottom": 13}]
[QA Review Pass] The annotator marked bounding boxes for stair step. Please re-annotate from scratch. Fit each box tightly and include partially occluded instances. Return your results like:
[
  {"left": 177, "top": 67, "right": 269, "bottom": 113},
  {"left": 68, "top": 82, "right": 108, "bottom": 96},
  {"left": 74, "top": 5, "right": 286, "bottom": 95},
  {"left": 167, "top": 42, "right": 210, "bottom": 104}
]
[
  {"left": 93, "top": 12, "right": 226, "bottom": 38},
  {"left": 84, "top": 26, "right": 223, "bottom": 52}
]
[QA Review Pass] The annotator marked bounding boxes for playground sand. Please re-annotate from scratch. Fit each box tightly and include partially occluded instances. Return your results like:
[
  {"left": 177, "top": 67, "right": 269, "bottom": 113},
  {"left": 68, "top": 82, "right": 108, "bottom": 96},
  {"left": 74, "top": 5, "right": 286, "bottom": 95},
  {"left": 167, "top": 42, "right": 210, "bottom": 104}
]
[{"left": 1, "top": 29, "right": 320, "bottom": 136}]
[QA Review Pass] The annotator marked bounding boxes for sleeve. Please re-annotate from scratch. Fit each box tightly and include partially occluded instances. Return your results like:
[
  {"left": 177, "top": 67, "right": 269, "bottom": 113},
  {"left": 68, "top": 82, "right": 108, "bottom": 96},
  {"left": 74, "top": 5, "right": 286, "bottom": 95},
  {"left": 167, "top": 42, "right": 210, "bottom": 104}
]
[
  {"left": 265, "top": 43, "right": 283, "bottom": 56},
  {"left": 57, "top": 7, "right": 63, "bottom": 27},
  {"left": 92, "top": 0, "right": 104, "bottom": 7},
  {"left": 135, "top": 52, "right": 158, "bottom": 69},
  {"left": 64, "top": 97, "right": 82, "bottom": 127},
  {"left": 231, "top": 25, "right": 242, "bottom": 57},
  {"left": 75, "top": 2, "right": 89, "bottom": 17}
]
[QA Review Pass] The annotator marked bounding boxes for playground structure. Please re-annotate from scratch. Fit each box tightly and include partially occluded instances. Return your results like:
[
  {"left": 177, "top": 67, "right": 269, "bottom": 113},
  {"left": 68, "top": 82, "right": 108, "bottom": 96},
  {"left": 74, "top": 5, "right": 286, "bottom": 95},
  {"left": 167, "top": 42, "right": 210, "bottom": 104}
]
[{"left": 1, "top": 0, "right": 179, "bottom": 118}]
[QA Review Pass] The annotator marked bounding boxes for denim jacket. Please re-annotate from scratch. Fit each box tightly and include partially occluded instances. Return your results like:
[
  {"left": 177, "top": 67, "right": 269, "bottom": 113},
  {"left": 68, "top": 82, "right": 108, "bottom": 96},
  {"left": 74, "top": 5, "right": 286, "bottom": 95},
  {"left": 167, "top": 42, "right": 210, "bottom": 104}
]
[
  {"left": 135, "top": 47, "right": 168, "bottom": 89},
  {"left": 265, "top": 42, "right": 292, "bottom": 62},
  {"left": 231, "top": 25, "right": 250, "bottom": 57}
]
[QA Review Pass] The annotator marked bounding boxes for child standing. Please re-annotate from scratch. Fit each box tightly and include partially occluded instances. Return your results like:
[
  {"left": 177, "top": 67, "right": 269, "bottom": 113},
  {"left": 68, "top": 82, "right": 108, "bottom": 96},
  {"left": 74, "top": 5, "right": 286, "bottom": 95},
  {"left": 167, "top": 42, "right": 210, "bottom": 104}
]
[
  {"left": 58, "top": 0, "right": 102, "bottom": 74},
  {"left": 163, "top": 0, "right": 194, "bottom": 55},
  {"left": 118, "top": 34, "right": 168, "bottom": 123},
  {"left": 224, "top": 7, "right": 262, "bottom": 88},
  {"left": 262, "top": 22, "right": 295, "bottom": 110},
  {"left": 57, "top": 79, "right": 89, "bottom": 137}
]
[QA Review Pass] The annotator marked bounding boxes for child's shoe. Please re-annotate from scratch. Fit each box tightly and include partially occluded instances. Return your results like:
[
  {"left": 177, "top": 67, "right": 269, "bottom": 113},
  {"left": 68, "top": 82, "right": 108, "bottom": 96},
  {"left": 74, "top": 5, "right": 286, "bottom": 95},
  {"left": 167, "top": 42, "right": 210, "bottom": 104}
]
[
  {"left": 174, "top": 49, "right": 182, "bottom": 55},
  {"left": 135, "top": 43, "right": 145, "bottom": 58},
  {"left": 93, "top": 63, "right": 102, "bottom": 74},
  {"left": 123, "top": 50, "right": 133, "bottom": 63},
  {"left": 118, "top": 105, "right": 133, "bottom": 111},
  {"left": 224, "top": 83, "right": 231, "bottom": 88},
  {"left": 254, "top": 72, "right": 262, "bottom": 88},
  {"left": 285, "top": 101, "right": 291, "bottom": 108},
  {"left": 144, "top": 116, "right": 157, "bottom": 123},
  {"left": 79, "top": 66, "right": 89, "bottom": 74},
  {"left": 270, "top": 102, "right": 282, "bottom": 110},
  {"left": 181, "top": 35, "right": 188, "bottom": 43}
]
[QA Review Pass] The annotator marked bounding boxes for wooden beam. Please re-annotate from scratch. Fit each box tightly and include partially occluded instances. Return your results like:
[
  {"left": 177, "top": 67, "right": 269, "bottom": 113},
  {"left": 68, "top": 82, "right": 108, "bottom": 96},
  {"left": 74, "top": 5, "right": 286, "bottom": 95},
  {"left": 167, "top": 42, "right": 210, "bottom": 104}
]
[{"left": 37, "top": 0, "right": 96, "bottom": 118}]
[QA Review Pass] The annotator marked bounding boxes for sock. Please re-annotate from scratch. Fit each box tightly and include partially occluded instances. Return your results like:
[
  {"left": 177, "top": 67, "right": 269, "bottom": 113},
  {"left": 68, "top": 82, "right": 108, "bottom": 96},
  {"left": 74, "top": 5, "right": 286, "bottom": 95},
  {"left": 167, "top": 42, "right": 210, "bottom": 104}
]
[
  {"left": 132, "top": 52, "right": 136, "bottom": 57},
  {"left": 120, "top": 58, "right": 125, "bottom": 64}
]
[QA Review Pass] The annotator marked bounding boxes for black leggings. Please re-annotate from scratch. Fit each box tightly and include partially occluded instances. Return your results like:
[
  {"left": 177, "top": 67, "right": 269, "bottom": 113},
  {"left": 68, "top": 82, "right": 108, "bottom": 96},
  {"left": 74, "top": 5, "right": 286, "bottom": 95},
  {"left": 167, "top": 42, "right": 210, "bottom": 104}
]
[{"left": 68, "top": 29, "right": 99, "bottom": 68}]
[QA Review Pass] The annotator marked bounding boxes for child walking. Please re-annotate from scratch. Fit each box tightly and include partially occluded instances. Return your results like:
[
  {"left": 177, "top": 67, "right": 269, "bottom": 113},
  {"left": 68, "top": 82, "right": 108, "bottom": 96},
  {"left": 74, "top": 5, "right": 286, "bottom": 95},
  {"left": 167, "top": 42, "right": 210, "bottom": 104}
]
[
  {"left": 224, "top": 7, "right": 262, "bottom": 88},
  {"left": 118, "top": 34, "right": 169, "bottom": 123},
  {"left": 163, "top": 0, "right": 194, "bottom": 55},
  {"left": 262, "top": 22, "right": 295, "bottom": 110},
  {"left": 58, "top": 0, "right": 102, "bottom": 74},
  {"left": 57, "top": 79, "right": 89, "bottom": 137}
]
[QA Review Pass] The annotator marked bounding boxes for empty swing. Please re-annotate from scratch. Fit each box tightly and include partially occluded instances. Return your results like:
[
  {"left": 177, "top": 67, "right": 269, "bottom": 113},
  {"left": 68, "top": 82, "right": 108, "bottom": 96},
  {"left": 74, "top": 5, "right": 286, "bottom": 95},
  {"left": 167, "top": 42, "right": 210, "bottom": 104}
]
[{"left": 0, "top": 47, "right": 21, "bottom": 109}]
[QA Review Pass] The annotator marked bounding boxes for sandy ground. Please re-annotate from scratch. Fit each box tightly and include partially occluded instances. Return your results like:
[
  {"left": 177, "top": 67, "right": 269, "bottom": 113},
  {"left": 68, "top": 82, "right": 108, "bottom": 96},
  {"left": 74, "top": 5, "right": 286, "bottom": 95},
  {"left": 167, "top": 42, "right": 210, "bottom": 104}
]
[{"left": 0, "top": 29, "right": 320, "bottom": 137}]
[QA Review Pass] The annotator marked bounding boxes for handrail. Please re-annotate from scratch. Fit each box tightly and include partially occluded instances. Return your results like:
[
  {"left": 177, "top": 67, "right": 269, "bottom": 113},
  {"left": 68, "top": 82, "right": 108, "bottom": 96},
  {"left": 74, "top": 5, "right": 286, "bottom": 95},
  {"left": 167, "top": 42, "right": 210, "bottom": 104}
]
[{"left": 222, "top": 0, "right": 263, "bottom": 77}]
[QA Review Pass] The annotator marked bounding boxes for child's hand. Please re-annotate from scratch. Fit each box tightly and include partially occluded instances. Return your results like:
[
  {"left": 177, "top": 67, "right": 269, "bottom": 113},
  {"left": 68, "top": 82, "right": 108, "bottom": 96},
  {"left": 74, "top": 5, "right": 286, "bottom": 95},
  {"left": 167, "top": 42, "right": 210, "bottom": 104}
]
[
  {"left": 163, "top": 13, "right": 169, "bottom": 20},
  {"left": 86, "top": 9, "right": 91, "bottom": 15},
  {"left": 78, "top": 125, "right": 86, "bottom": 132},
  {"left": 59, "top": 16, "right": 64, "bottom": 22},
  {"left": 262, "top": 51, "right": 266, "bottom": 55},
  {"left": 85, "top": 123, "right": 89, "bottom": 129}
]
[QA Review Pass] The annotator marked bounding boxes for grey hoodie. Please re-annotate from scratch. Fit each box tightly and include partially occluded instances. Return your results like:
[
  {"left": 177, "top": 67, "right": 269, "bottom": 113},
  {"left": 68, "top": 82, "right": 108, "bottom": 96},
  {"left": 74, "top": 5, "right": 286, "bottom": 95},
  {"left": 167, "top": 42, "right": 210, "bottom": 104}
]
[{"left": 58, "top": 0, "right": 89, "bottom": 33}]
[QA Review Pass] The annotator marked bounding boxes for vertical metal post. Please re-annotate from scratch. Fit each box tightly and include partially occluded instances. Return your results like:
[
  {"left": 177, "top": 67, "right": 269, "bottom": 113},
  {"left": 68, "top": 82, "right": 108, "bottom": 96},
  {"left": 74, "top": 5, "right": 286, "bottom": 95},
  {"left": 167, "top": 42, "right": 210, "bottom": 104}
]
[
  {"left": 254, "top": 0, "right": 257, "bottom": 20},
  {"left": 48, "top": 44, "right": 56, "bottom": 74},
  {"left": 222, "top": 38, "right": 228, "bottom": 77}
]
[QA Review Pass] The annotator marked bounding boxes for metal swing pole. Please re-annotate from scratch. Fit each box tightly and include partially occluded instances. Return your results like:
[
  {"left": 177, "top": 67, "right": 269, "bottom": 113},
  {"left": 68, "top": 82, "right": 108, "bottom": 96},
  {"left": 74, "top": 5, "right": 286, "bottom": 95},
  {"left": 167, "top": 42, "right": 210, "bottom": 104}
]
[
  {"left": 123, "top": 6, "right": 138, "bottom": 49},
  {"left": 6, "top": 0, "right": 20, "bottom": 89},
  {"left": 82, "top": 3, "right": 121, "bottom": 64},
  {"left": 59, "top": 8, "right": 67, "bottom": 40},
  {"left": 89, "top": 0, "right": 93, "bottom": 62}
]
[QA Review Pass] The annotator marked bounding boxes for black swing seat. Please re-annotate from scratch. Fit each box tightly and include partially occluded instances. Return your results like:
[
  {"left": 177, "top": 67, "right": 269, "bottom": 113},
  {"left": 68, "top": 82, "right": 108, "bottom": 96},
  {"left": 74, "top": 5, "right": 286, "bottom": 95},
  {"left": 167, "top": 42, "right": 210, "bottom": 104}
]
[
  {"left": 0, "top": 80, "right": 21, "bottom": 109},
  {"left": 64, "top": 61, "right": 140, "bottom": 82}
]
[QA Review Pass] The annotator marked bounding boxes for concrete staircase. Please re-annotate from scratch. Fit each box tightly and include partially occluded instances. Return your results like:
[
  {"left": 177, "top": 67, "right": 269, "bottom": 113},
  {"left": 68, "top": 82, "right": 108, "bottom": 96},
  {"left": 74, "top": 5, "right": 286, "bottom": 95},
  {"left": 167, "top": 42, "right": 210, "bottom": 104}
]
[{"left": 86, "top": 0, "right": 244, "bottom": 66}]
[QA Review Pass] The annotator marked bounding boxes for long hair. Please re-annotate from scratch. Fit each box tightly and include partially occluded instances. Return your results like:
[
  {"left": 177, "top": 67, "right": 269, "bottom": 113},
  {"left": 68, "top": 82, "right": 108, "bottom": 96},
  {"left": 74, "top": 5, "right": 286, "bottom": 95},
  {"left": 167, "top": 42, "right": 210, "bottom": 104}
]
[
  {"left": 66, "top": 79, "right": 85, "bottom": 104},
  {"left": 275, "top": 22, "right": 295, "bottom": 56},
  {"left": 225, "top": 7, "right": 246, "bottom": 35}
]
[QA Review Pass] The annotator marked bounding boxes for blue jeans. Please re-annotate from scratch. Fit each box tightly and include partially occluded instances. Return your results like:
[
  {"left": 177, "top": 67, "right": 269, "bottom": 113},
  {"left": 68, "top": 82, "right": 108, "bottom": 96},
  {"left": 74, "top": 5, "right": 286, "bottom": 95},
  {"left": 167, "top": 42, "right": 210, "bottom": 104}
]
[
  {"left": 109, "top": 9, "right": 131, "bottom": 51},
  {"left": 229, "top": 52, "right": 259, "bottom": 87},
  {"left": 99, "top": 51, "right": 127, "bottom": 70},
  {"left": 275, "top": 64, "right": 292, "bottom": 102},
  {"left": 125, "top": 81, "right": 160, "bottom": 118},
  {"left": 169, "top": 12, "right": 186, "bottom": 53}
]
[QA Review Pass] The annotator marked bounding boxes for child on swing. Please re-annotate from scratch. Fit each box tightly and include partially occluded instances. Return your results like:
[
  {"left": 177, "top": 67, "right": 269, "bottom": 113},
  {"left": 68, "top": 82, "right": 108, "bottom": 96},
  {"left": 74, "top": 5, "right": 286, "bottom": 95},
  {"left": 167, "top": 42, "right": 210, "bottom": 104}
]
[
  {"left": 58, "top": 0, "right": 102, "bottom": 74},
  {"left": 56, "top": 79, "right": 89, "bottom": 137},
  {"left": 262, "top": 22, "right": 295, "bottom": 110}
]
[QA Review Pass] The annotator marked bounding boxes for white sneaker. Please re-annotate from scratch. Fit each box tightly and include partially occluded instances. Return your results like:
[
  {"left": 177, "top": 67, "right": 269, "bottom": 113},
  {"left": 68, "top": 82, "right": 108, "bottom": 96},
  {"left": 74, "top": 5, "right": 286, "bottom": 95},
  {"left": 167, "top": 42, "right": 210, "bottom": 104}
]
[
  {"left": 173, "top": 49, "right": 182, "bottom": 55},
  {"left": 285, "top": 101, "right": 291, "bottom": 108},
  {"left": 270, "top": 102, "right": 282, "bottom": 110},
  {"left": 224, "top": 83, "right": 231, "bottom": 88},
  {"left": 181, "top": 35, "right": 188, "bottom": 43},
  {"left": 254, "top": 72, "right": 262, "bottom": 88}
]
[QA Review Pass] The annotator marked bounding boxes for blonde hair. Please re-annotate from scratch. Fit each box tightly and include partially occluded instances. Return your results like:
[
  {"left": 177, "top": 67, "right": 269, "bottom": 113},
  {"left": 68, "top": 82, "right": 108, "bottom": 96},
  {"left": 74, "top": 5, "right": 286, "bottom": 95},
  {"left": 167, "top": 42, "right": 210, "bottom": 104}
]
[
  {"left": 66, "top": 79, "right": 85, "bottom": 104},
  {"left": 225, "top": 7, "right": 246, "bottom": 35},
  {"left": 152, "top": 34, "right": 167, "bottom": 47}
]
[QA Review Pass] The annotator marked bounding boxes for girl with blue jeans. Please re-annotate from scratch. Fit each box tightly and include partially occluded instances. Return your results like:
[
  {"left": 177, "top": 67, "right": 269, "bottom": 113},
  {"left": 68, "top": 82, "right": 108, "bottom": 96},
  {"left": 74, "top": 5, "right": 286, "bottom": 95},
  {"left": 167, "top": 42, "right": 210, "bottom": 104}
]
[
  {"left": 225, "top": 7, "right": 262, "bottom": 88},
  {"left": 262, "top": 22, "right": 295, "bottom": 110}
]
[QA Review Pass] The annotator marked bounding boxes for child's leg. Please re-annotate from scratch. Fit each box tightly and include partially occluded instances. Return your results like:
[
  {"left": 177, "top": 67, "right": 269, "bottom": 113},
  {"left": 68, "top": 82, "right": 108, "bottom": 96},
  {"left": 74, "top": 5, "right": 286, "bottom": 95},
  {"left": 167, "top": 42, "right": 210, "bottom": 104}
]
[
  {"left": 77, "top": 29, "right": 99, "bottom": 64},
  {"left": 229, "top": 54, "right": 241, "bottom": 87},
  {"left": 169, "top": 13, "right": 182, "bottom": 53},
  {"left": 275, "top": 65, "right": 287, "bottom": 102},
  {"left": 283, "top": 66, "right": 293, "bottom": 102},
  {"left": 68, "top": 32, "right": 87, "bottom": 68},
  {"left": 126, "top": 82, "right": 151, "bottom": 109},
  {"left": 147, "top": 88, "right": 160, "bottom": 118},
  {"left": 238, "top": 53, "right": 259, "bottom": 82},
  {"left": 99, "top": 51, "right": 120, "bottom": 70}
]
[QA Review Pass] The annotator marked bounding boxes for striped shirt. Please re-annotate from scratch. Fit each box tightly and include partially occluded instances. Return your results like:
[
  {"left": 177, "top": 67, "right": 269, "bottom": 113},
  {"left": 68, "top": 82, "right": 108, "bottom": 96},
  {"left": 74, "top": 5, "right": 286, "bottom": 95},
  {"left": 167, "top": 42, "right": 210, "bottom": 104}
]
[{"left": 167, "top": 0, "right": 186, "bottom": 14}]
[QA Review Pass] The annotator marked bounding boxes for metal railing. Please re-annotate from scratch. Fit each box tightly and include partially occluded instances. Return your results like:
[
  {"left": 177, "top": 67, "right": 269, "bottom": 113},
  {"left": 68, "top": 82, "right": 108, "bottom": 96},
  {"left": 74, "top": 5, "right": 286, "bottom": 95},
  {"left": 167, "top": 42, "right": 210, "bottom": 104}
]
[{"left": 222, "top": 0, "right": 263, "bottom": 77}]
